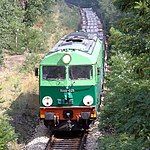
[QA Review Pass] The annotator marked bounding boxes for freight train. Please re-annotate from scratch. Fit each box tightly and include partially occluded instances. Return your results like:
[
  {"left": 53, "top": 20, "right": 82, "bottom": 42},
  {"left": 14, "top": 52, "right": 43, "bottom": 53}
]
[{"left": 35, "top": 8, "right": 105, "bottom": 131}]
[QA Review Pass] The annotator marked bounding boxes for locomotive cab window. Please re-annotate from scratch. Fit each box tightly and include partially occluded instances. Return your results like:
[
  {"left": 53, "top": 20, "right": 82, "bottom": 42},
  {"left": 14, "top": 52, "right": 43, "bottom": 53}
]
[
  {"left": 43, "top": 66, "right": 65, "bottom": 80},
  {"left": 69, "top": 65, "right": 92, "bottom": 80}
]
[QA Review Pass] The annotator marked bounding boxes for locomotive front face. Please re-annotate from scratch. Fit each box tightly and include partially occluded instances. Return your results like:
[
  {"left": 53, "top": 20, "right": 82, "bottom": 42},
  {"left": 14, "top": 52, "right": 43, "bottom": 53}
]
[
  {"left": 39, "top": 63, "right": 97, "bottom": 121},
  {"left": 38, "top": 32, "right": 104, "bottom": 130}
]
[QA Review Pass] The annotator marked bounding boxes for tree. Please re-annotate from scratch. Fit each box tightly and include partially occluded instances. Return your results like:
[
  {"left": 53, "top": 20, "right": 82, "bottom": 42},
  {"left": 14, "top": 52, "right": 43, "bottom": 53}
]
[
  {"left": 23, "top": 0, "right": 55, "bottom": 26},
  {"left": 99, "top": 0, "right": 150, "bottom": 149},
  {"left": 0, "top": 0, "right": 25, "bottom": 54},
  {"left": 0, "top": 0, "right": 55, "bottom": 58}
]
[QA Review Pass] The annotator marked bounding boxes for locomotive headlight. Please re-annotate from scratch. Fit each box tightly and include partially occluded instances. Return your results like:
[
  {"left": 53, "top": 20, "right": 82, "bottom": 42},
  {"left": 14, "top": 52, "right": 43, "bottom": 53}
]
[
  {"left": 42, "top": 96, "right": 53, "bottom": 107},
  {"left": 83, "top": 95, "right": 94, "bottom": 106},
  {"left": 62, "top": 54, "right": 71, "bottom": 64}
]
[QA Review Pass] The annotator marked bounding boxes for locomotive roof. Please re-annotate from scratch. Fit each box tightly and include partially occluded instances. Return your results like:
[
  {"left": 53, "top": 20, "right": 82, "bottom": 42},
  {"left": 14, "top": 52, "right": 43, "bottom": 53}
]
[
  {"left": 41, "top": 32, "right": 104, "bottom": 65},
  {"left": 47, "top": 32, "right": 99, "bottom": 55}
]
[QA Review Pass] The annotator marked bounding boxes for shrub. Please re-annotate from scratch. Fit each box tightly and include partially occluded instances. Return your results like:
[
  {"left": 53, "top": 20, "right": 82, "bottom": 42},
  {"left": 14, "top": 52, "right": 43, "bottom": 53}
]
[
  {"left": 0, "top": 116, "right": 17, "bottom": 150},
  {"left": 98, "top": 134, "right": 147, "bottom": 150},
  {"left": 98, "top": 0, "right": 150, "bottom": 149},
  {"left": 99, "top": 53, "right": 150, "bottom": 139},
  {"left": 59, "top": 1, "right": 80, "bottom": 30},
  {"left": 24, "top": 28, "right": 46, "bottom": 53}
]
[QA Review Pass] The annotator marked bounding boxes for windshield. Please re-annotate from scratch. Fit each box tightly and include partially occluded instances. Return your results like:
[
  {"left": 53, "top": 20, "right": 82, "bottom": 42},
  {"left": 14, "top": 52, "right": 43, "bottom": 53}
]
[
  {"left": 69, "top": 65, "right": 92, "bottom": 80},
  {"left": 43, "top": 66, "right": 65, "bottom": 80}
]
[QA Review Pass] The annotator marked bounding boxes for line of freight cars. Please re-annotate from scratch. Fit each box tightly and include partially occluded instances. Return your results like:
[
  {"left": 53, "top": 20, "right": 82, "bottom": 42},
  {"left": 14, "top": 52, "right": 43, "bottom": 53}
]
[{"left": 80, "top": 8, "right": 108, "bottom": 64}]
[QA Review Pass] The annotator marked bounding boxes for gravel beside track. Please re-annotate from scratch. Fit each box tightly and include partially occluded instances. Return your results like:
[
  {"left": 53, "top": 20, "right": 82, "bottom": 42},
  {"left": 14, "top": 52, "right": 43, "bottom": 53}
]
[{"left": 25, "top": 122, "right": 50, "bottom": 150}]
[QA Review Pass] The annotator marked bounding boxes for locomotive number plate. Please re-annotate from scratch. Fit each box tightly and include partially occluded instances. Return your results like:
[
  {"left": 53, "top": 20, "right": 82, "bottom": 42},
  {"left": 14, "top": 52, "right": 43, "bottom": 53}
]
[{"left": 60, "top": 89, "right": 75, "bottom": 93}]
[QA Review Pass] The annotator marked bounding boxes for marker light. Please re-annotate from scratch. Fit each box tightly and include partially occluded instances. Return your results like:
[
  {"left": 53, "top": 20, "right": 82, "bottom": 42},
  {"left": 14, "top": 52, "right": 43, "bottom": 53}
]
[
  {"left": 62, "top": 54, "right": 71, "bottom": 64},
  {"left": 42, "top": 96, "right": 53, "bottom": 107},
  {"left": 83, "top": 95, "right": 94, "bottom": 106}
]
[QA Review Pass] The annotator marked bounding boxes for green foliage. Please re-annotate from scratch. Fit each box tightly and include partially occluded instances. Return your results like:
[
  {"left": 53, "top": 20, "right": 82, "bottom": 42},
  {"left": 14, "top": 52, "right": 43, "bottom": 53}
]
[
  {"left": 42, "top": 0, "right": 80, "bottom": 47},
  {"left": 100, "top": 53, "right": 150, "bottom": 139},
  {"left": 59, "top": 1, "right": 80, "bottom": 30},
  {"left": 0, "top": 0, "right": 80, "bottom": 61},
  {"left": 0, "top": 116, "right": 17, "bottom": 150},
  {"left": 0, "top": 0, "right": 55, "bottom": 59},
  {"left": 97, "top": 0, "right": 121, "bottom": 31},
  {"left": 0, "top": 50, "right": 3, "bottom": 65},
  {"left": 98, "top": 134, "right": 147, "bottom": 150},
  {"left": 0, "top": 0, "right": 25, "bottom": 55},
  {"left": 110, "top": 27, "right": 150, "bottom": 55},
  {"left": 23, "top": 0, "right": 55, "bottom": 26},
  {"left": 114, "top": 0, "right": 150, "bottom": 15},
  {"left": 24, "top": 28, "right": 46, "bottom": 53},
  {"left": 98, "top": 0, "right": 119, "bottom": 23},
  {"left": 99, "top": 0, "right": 150, "bottom": 149}
]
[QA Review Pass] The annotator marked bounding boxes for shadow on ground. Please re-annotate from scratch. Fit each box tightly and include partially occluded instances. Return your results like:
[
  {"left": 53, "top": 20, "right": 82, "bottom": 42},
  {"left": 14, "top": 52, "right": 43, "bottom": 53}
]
[{"left": 6, "top": 92, "right": 40, "bottom": 144}]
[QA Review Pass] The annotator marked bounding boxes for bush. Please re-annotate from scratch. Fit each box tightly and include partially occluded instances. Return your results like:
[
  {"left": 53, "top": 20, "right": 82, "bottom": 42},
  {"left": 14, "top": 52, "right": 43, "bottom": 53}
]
[
  {"left": 97, "top": 0, "right": 121, "bottom": 31},
  {"left": 24, "top": 28, "right": 46, "bottom": 53},
  {"left": 0, "top": 116, "right": 17, "bottom": 150},
  {"left": 98, "top": 0, "right": 150, "bottom": 149},
  {"left": 98, "top": 134, "right": 147, "bottom": 150},
  {"left": 99, "top": 53, "right": 150, "bottom": 149},
  {"left": 0, "top": 0, "right": 54, "bottom": 55},
  {"left": 99, "top": 53, "right": 150, "bottom": 138},
  {"left": 59, "top": 1, "right": 80, "bottom": 30}
]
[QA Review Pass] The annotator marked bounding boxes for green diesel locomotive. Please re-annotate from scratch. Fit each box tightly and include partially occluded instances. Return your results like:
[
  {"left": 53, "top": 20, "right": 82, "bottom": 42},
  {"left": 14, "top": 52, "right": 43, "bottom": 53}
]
[{"left": 36, "top": 32, "right": 104, "bottom": 130}]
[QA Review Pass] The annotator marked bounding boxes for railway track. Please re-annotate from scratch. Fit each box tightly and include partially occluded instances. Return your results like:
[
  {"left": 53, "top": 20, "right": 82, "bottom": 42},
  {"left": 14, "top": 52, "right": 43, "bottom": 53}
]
[{"left": 45, "top": 131, "right": 87, "bottom": 150}]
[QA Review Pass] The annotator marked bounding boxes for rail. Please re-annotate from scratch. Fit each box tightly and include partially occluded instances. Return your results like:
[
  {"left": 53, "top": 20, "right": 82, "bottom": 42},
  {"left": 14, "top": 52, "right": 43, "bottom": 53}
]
[{"left": 45, "top": 131, "right": 87, "bottom": 150}]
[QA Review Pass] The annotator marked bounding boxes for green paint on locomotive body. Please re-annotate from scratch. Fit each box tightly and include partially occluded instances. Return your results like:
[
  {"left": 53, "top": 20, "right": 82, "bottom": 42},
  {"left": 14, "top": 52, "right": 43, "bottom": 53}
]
[
  {"left": 40, "top": 86, "right": 97, "bottom": 106},
  {"left": 39, "top": 32, "right": 105, "bottom": 109}
]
